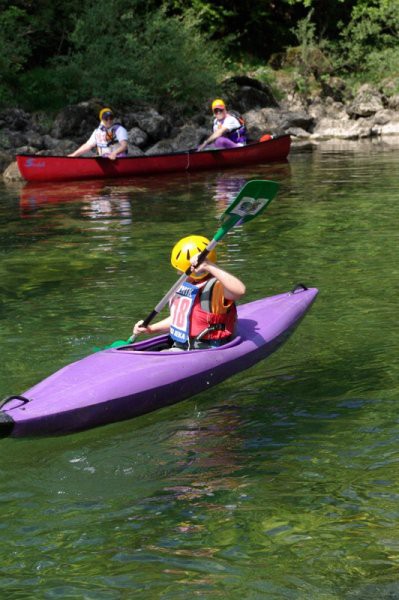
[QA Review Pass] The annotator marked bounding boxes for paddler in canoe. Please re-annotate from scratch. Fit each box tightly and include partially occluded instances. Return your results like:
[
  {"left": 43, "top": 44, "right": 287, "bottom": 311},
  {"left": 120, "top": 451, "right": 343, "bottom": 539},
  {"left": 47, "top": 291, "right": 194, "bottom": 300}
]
[
  {"left": 197, "top": 98, "right": 247, "bottom": 152},
  {"left": 68, "top": 107, "right": 128, "bottom": 160},
  {"left": 133, "top": 235, "right": 245, "bottom": 350}
]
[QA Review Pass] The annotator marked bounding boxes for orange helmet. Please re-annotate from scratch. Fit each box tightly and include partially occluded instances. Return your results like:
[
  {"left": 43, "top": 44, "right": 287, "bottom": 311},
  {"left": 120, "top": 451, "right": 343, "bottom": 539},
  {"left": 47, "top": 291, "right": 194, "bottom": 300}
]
[
  {"left": 171, "top": 235, "right": 217, "bottom": 280},
  {"left": 211, "top": 98, "right": 226, "bottom": 111}
]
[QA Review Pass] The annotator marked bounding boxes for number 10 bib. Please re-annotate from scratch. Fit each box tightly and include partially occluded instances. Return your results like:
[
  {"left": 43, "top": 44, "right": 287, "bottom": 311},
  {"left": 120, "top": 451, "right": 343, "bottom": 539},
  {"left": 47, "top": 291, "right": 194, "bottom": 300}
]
[{"left": 169, "top": 282, "right": 200, "bottom": 343}]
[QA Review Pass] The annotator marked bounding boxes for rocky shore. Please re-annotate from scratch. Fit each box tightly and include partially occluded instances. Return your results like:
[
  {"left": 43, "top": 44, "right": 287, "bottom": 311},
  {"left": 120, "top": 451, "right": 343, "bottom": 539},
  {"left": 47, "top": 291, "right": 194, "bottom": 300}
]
[{"left": 2, "top": 76, "right": 399, "bottom": 182}]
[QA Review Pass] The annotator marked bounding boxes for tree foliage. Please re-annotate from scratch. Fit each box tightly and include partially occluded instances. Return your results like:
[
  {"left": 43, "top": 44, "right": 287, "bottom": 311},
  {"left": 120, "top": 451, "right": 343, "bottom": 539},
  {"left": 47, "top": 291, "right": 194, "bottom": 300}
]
[
  {"left": 60, "top": 1, "right": 222, "bottom": 112},
  {"left": 335, "top": 0, "right": 399, "bottom": 74},
  {"left": 0, "top": 0, "right": 399, "bottom": 111},
  {"left": 0, "top": 6, "right": 31, "bottom": 105}
]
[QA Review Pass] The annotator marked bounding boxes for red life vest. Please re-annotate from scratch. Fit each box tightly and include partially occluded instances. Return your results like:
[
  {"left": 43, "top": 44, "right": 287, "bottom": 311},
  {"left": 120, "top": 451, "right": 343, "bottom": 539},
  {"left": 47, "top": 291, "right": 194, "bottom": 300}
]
[
  {"left": 189, "top": 277, "right": 237, "bottom": 340},
  {"left": 170, "top": 276, "right": 237, "bottom": 343}
]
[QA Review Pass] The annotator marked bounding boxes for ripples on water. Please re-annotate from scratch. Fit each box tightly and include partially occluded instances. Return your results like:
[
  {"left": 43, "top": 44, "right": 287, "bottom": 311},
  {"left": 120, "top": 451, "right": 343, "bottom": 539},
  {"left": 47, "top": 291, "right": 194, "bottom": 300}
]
[{"left": 1, "top": 140, "right": 399, "bottom": 598}]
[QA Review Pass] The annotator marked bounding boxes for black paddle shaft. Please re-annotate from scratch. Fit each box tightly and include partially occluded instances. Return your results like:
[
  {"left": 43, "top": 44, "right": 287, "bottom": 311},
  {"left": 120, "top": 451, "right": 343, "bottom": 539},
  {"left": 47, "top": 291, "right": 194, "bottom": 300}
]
[{"left": 141, "top": 247, "right": 210, "bottom": 328}]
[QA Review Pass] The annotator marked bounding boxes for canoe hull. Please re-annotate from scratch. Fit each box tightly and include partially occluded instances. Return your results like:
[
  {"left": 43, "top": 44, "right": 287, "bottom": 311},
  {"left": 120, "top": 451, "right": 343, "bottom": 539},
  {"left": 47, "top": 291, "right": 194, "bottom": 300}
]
[
  {"left": 16, "top": 136, "right": 291, "bottom": 182},
  {"left": 0, "top": 287, "right": 317, "bottom": 437}
]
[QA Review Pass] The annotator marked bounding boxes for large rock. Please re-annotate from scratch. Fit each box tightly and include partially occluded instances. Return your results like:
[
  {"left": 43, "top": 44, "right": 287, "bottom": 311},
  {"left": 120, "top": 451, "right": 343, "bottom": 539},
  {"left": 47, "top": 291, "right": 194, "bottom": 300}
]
[
  {"left": 2, "top": 161, "right": 24, "bottom": 182},
  {"left": 135, "top": 109, "right": 171, "bottom": 140},
  {"left": 25, "top": 131, "right": 45, "bottom": 149},
  {"left": 0, "top": 150, "right": 13, "bottom": 173},
  {"left": 244, "top": 107, "right": 313, "bottom": 139},
  {"left": 279, "top": 91, "right": 308, "bottom": 113},
  {"left": 372, "top": 109, "right": 396, "bottom": 126},
  {"left": 308, "top": 97, "right": 348, "bottom": 121},
  {"left": 222, "top": 75, "right": 279, "bottom": 113},
  {"left": 0, "top": 129, "right": 16, "bottom": 150},
  {"left": 286, "top": 127, "right": 311, "bottom": 139},
  {"left": 347, "top": 84, "right": 384, "bottom": 118},
  {"left": 170, "top": 125, "right": 207, "bottom": 151},
  {"left": 46, "top": 139, "right": 77, "bottom": 154},
  {"left": 145, "top": 140, "right": 175, "bottom": 155},
  {"left": 387, "top": 94, "right": 399, "bottom": 110},
  {"left": 0, "top": 129, "right": 30, "bottom": 150},
  {"left": 42, "top": 134, "right": 61, "bottom": 150},
  {"left": 0, "top": 108, "right": 30, "bottom": 132},
  {"left": 13, "top": 145, "right": 38, "bottom": 155},
  {"left": 127, "top": 127, "right": 149, "bottom": 149},
  {"left": 279, "top": 111, "right": 314, "bottom": 131},
  {"left": 51, "top": 101, "right": 101, "bottom": 139},
  {"left": 127, "top": 144, "right": 145, "bottom": 157},
  {"left": 372, "top": 118, "right": 399, "bottom": 136},
  {"left": 311, "top": 117, "right": 373, "bottom": 139},
  {"left": 243, "top": 108, "right": 284, "bottom": 139}
]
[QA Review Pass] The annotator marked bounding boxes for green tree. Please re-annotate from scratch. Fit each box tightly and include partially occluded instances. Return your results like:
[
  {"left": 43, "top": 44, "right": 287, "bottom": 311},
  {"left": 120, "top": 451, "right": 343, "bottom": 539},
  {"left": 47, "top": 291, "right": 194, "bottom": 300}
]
[
  {"left": 51, "top": 0, "right": 222, "bottom": 113},
  {"left": 336, "top": 0, "right": 399, "bottom": 82},
  {"left": 0, "top": 6, "right": 31, "bottom": 105}
]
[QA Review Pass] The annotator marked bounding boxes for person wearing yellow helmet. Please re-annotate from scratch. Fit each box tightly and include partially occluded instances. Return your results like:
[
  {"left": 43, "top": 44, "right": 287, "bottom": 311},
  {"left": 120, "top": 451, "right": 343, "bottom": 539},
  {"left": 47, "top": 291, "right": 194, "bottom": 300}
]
[
  {"left": 197, "top": 98, "right": 247, "bottom": 152},
  {"left": 68, "top": 107, "right": 128, "bottom": 160},
  {"left": 133, "top": 235, "right": 245, "bottom": 350}
]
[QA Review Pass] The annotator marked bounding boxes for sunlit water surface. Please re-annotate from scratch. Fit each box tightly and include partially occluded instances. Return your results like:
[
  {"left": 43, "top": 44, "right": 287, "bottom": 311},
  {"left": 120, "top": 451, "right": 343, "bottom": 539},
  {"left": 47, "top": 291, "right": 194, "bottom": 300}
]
[{"left": 1, "top": 139, "right": 399, "bottom": 599}]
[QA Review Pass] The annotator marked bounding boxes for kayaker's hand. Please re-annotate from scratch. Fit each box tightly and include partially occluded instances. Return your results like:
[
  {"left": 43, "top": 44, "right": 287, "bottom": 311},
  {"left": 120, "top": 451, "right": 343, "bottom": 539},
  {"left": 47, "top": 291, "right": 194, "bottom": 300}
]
[
  {"left": 190, "top": 254, "right": 213, "bottom": 275},
  {"left": 133, "top": 320, "right": 151, "bottom": 336},
  {"left": 108, "top": 151, "right": 118, "bottom": 161}
]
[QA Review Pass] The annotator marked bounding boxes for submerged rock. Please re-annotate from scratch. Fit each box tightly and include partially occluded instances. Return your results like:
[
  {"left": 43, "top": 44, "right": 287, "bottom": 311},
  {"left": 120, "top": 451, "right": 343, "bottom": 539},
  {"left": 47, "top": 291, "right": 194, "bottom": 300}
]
[{"left": 3, "top": 161, "right": 24, "bottom": 182}]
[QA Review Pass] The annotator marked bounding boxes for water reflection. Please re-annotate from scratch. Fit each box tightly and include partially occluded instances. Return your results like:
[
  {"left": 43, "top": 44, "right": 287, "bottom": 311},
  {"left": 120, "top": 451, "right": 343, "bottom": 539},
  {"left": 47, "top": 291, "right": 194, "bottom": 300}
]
[
  {"left": 210, "top": 176, "right": 247, "bottom": 211},
  {"left": 18, "top": 162, "right": 292, "bottom": 221},
  {"left": 19, "top": 180, "right": 134, "bottom": 222},
  {"left": 207, "top": 162, "right": 291, "bottom": 214},
  {"left": 164, "top": 405, "right": 244, "bottom": 501}
]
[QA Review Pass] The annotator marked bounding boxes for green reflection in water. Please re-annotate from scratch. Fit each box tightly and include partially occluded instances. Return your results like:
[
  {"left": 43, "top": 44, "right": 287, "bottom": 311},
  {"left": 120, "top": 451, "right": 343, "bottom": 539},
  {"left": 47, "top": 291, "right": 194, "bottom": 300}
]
[{"left": 0, "top": 141, "right": 399, "bottom": 599}]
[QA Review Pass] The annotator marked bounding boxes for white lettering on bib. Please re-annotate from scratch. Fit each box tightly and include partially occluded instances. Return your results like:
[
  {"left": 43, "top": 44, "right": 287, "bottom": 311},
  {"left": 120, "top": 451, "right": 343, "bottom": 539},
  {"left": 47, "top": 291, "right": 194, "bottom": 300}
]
[{"left": 169, "top": 282, "right": 199, "bottom": 343}]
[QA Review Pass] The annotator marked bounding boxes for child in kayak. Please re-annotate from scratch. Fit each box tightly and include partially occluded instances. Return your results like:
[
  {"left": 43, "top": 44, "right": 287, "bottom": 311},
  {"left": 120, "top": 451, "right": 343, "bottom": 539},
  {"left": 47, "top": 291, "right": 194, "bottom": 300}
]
[{"left": 132, "top": 235, "right": 245, "bottom": 350}]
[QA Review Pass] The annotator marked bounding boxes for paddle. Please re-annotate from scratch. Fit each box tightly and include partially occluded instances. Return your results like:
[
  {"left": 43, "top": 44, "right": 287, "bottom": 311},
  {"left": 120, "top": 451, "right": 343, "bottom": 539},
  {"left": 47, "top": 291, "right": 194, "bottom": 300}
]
[
  {"left": 94, "top": 179, "right": 279, "bottom": 351},
  {"left": 117, "top": 179, "right": 279, "bottom": 346}
]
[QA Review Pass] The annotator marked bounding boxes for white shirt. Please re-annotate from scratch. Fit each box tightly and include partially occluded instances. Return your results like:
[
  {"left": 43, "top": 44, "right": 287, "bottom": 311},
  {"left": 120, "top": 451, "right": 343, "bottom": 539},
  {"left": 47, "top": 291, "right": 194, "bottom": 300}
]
[
  {"left": 88, "top": 124, "right": 128, "bottom": 156},
  {"left": 213, "top": 114, "right": 241, "bottom": 133}
]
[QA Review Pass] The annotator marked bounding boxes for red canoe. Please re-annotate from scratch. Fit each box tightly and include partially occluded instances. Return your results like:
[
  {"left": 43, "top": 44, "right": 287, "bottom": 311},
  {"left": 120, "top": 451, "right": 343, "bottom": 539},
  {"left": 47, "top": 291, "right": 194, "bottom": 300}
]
[{"left": 16, "top": 135, "right": 291, "bottom": 182}]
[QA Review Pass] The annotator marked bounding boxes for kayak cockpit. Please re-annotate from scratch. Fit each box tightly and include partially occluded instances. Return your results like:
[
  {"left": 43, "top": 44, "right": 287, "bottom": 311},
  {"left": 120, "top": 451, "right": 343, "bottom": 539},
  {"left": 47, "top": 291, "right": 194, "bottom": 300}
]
[{"left": 113, "top": 334, "right": 243, "bottom": 354}]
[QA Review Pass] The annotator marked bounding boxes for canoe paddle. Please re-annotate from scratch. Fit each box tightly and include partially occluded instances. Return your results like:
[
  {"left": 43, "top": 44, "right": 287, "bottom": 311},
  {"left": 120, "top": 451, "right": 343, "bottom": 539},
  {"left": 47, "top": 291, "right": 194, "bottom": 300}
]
[{"left": 104, "top": 179, "right": 279, "bottom": 349}]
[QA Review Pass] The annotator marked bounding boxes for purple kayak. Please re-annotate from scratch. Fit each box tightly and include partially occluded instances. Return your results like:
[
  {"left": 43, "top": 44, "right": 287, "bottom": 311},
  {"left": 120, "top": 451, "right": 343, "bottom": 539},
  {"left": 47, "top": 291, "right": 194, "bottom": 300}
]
[{"left": 0, "top": 286, "right": 318, "bottom": 437}]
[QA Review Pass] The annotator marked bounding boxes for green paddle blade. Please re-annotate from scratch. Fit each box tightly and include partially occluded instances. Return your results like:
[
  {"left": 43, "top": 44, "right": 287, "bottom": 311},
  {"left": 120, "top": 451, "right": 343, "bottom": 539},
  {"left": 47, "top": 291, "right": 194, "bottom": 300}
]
[
  {"left": 215, "top": 179, "right": 279, "bottom": 241},
  {"left": 93, "top": 339, "right": 131, "bottom": 352},
  {"left": 102, "top": 179, "right": 279, "bottom": 348}
]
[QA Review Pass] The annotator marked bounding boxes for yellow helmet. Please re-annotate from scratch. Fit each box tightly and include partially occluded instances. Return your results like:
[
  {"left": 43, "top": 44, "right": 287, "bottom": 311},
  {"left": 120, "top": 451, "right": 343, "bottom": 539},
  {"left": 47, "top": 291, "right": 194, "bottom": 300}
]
[
  {"left": 171, "top": 235, "right": 217, "bottom": 280},
  {"left": 211, "top": 98, "right": 226, "bottom": 111},
  {"left": 99, "top": 107, "right": 114, "bottom": 121}
]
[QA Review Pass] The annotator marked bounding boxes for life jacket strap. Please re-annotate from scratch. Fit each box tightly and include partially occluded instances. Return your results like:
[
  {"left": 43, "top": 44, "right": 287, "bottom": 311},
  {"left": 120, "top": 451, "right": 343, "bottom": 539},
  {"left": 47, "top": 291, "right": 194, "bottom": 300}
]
[
  {"left": 200, "top": 277, "right": 217, "bottom": 312},
  {"left": 195, "top": 323, "right": 226, "bottom": 342}
]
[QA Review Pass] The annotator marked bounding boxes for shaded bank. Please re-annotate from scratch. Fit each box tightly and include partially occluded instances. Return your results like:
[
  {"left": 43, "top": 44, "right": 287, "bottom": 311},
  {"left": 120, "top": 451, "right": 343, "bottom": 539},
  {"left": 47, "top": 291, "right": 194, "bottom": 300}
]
[{"left": 2, "top": 77, "right": 399, "bottom": 181}]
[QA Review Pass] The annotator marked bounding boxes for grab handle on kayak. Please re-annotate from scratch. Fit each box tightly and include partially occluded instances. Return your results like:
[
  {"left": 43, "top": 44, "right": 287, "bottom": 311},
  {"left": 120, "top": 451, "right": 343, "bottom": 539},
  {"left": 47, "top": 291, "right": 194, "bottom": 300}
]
[
  {"left": 291, "top": 283, "right": 308, "bottom": 293},
  {"left": 0, "top": 395, "right": 31, "bottom": 409}
]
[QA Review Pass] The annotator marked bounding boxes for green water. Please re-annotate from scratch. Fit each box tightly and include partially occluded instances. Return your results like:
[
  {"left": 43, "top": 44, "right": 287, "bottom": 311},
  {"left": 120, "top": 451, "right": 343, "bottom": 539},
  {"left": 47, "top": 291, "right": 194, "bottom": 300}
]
[{"left": 1, "top": 140, "right": 399, "bottom": 599}]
